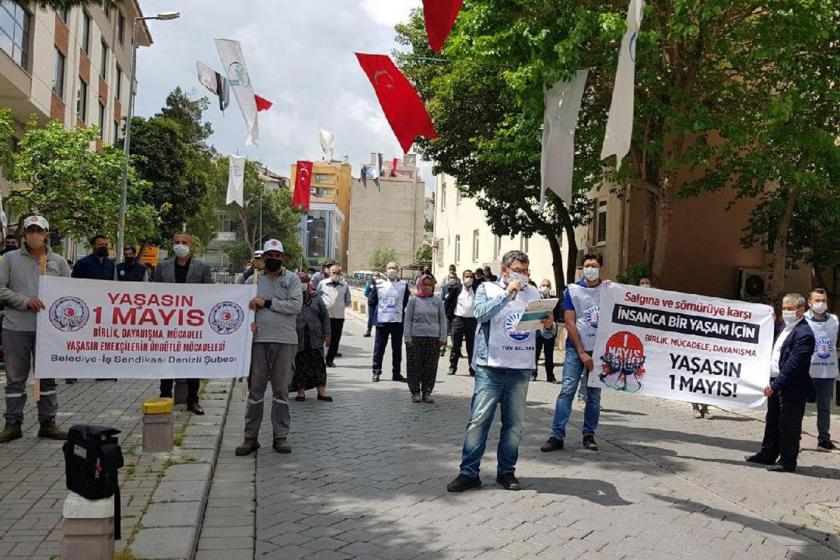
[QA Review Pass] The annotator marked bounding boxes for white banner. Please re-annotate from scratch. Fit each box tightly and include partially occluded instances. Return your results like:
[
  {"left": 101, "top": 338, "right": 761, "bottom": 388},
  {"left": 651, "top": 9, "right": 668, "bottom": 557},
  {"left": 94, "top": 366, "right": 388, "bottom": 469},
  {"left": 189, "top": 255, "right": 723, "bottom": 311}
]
[
  {"left": 215, "top": 38, "right": 259, "bottom": 145},
  {"left": 35, "top": 277, "right": 256, "bottom": 379},
  {"left": 590, "top": 283, "right": 774, "bottom": 409},
  {"left": 226, "top": 155, "right": 246, "bottom": 207}
]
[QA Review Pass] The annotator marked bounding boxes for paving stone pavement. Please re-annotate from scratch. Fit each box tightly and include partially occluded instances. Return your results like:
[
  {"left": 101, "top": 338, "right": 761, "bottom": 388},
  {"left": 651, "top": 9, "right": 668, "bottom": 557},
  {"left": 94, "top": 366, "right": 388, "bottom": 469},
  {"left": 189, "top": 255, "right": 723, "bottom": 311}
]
[
  {"left": 0, "top": 374, "right": 233, "bottom": 560},
  {"left": 249, "top": 311, "right": 840, "bottom": 560}
]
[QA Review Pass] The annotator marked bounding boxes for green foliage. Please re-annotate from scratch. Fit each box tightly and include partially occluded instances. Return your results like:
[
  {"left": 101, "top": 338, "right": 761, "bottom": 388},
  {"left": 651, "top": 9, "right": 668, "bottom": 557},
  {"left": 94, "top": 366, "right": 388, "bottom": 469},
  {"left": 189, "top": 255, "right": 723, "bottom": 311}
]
[
  {"left": 416, "top": 244, "right": 432, "bottom": 262},
  {"left": 617, "top": 263, "right": 652, "bottom": 286},
  {"left": 370, "top": 247, "right": 397, "bottom": 271},
  {"left": 0, "top": 108, "right": 14, "bottom": 175},
  {"left": 6, "top": 118, "right": 157, "bottom": 244}
]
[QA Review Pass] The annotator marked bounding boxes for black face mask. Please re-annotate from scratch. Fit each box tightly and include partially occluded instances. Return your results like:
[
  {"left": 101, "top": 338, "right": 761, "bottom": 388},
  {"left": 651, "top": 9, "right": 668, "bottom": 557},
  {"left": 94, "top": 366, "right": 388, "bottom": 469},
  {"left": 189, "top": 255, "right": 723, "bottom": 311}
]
[
  {"left": 264, "top": 258, "right": 283, "bottom": 272},
  {"left": 4, "top": 244, "right": 16, "bottom": 252},
  {"left": 94, "top": 247, "right": 109, "bottom": 258},
  {"left": 124, "top": 256, "right": 135, "bottom": 264}
]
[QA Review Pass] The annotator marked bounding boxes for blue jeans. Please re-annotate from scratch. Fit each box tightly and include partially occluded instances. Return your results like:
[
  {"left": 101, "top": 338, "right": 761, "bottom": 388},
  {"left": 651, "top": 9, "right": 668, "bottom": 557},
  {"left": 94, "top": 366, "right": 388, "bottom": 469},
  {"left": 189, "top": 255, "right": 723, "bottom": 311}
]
[
  {"left": 551, "top": 347, "right": 602, "bottom": 440},
  {"left": 459, "top": 366, "right": 532, "bottom": 478},
  {"left": 814, "top": 379, "right": 834, "bottom": 443}
]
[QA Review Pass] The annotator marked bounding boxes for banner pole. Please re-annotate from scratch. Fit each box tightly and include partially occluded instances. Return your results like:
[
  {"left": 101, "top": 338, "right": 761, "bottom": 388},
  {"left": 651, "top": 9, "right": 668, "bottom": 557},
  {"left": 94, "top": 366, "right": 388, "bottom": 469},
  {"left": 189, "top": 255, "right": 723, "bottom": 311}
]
[{"left": 34, "top": 255, "right": 46, "bottom": 402}]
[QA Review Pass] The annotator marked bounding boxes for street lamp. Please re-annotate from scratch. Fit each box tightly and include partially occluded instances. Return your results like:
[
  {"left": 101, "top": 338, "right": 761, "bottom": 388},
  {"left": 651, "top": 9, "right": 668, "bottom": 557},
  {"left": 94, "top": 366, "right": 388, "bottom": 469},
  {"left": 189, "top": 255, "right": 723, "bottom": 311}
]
[{"left": 115, "top": 11, "right": 180, "bottom": 278}]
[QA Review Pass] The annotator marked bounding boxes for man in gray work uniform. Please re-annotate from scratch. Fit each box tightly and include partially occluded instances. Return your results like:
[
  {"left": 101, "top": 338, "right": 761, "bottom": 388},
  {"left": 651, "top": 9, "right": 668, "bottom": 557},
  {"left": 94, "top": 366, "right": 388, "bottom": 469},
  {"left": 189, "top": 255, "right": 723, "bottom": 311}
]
[
  {"left": 236, "top": 239, "right": 303, "bottom": 456},
  {"left": 0, "top": 216, "right": 70, "bottom": 443}
]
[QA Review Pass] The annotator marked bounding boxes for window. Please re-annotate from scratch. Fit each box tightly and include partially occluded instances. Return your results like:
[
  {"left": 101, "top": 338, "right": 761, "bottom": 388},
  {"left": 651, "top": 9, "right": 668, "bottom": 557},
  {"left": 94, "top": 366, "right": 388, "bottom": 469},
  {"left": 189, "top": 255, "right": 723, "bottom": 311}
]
[
  {"left": 81, "top": 11, "right": 91, "bottom": 53},
  {"left": 101, "top": 0, "right": 111, "bottom": 19},
  {"left": 100, "top": 40, "right": 108, "bottom": 78},
  {"left": 53, "top": 48, "right": 66, "bottom": 99},
  {"left": 454, "top": 234, "right": 461, "bottom": 264},
  {"left": 98, "top": 102, "right": 105, "bottom": 139},
  {"left": 595, "top": 199, "right": 608, "bottom": 245},
  {"left": 314, "top": 173, "right": 334, "bottom": 184},
  {"left": 493, "top": 235, "right": 501, "bottom": 259},
  {"left": 440, "top": 181, "right": 446, "bottom": 211},
  {"left": 58, "top": 8, "right": 70, "bottom": 22},
  {"left": 115, "top": 65, "right": 122, "bottom": 101},
  {"left": 519, "top": 236, "right": 529, "bottom": 253},
  {"left": 117, "top": 12, "right": 125, "bottom": 44},
  {"left": 472, "top": 230, "right": 479, "bottom": 261},
  {"left": 0, "top": 1, "right": 31, "bottom": 69},
  {"left": 77, "top": 79, "right": 88, "bottom": 122}
]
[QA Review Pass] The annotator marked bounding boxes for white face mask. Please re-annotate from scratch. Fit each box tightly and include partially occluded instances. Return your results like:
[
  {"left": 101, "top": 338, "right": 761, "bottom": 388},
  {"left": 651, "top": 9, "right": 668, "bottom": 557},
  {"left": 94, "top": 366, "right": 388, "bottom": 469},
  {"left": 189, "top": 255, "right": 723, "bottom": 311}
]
[
  {"left": 583, "top": 267, "right": 600, "bottom": 282},
  {"left": 386, "top": 268, "right": 398, "bottom": 280},
  {"left": 811, "top": 302, "right": 828, "bottom": 315},
  {"left": 173, "top": 243, "right": 191, "bottom": 258},
  {"left": 508, "top": 271, "right": 529, "bottom": 286},
  {"left": 25, "top": 233, "right": 46, "bottom": 250},
  {"left": 463, "top": 277, "right": 473, "bottom": 287},
  {"left": 539, "top": 286, "right": 551, "bottom": 296},
  {"left": 782, "top": 310, "right": 799, "bottom": 325}
]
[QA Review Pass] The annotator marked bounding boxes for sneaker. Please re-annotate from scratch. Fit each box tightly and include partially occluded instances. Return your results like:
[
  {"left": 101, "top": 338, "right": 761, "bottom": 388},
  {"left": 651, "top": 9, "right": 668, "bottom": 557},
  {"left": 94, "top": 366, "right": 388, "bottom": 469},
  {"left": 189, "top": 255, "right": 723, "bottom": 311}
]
[
  {"left": 325, "top": 361, "right": 336, "bottom": 368},
  {"left": 496, "top": 472, "right": 521, "bottom": 491},
  {"left": 392, "top": 374, "right": 407, "bottom": 383},
  {"left": 693, "top": 409, "right": 704, "bottom": 419},
  {"left": 546, "top": 377, "right": 558, "bottom": 384},
  {"left": 540, "top": 437, "right": 564, "bottom": 452},
  {"left": 235, "top": 437, "right": 260, "bottom": 456},
  {"left": 273, "top": 437, "right": 291, "bottom": 454},
  {"left": 37, "top": 420, "right": 67, "bottom": 440},
  {"left": 818, "top": 440, "right": 837, "bottom": 452},
  {"left": 372, "top": 373, "right": 381, "bottom": 383},
  {"left": 447, "top": 368, "right": 456, "bottom": 376},
  {"left": 363, "top": 331, "right": 372, "bottom": 338},
  {"left": 0, "top": 422, "right": 22, "bottom": 444},
  {"left": 582, "top": 434, "right": 598, "bottom": 451},
  {"left": 412, "top": 393, "right": 422, "bottom": 403},
  {"left": 745, "top": 453, "right": 776, "bottom": 465},
  {"left": 704, "top": 410, "right": 714, "bottom": 420},
  {"left": 422, "top": 393, "right": 435, "bottom": 403},
  {"left": 447, "top": 474, "right": 481, "bottom": 493}
]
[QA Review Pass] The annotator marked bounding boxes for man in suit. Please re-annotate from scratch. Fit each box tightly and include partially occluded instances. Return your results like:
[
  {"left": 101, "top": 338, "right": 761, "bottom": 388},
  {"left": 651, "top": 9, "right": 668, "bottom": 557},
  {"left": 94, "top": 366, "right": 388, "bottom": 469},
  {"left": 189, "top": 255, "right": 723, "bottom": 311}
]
[
  {"left": 152, "top": 232, "right": 213, "bottom": 415},
  {"left": 746, "top": 293, "right": 816, "bottom": 472}
]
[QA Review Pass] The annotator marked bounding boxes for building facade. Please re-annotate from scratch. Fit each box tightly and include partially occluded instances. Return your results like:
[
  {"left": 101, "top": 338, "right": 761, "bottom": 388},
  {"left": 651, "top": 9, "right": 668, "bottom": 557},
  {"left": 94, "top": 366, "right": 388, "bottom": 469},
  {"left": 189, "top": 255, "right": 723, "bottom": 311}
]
[
  {"left": 290, "top": 160, "right": 352, "bottom": 270},
  {"left": 347, "top": 153, "right": 426, "bottom": 275},
  {"left": 432, "top": 173, "right": 572, "bottom": 292}
]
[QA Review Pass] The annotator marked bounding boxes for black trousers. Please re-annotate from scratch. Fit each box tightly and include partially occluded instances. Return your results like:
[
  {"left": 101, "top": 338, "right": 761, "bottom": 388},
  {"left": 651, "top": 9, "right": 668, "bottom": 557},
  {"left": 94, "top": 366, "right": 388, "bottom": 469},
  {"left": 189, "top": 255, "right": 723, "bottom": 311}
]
[
  {"left": 534, "top": 335, "right": 556, "bottom": 380},
  {"left": 326, "top": 318, "right": 344, "bottom": 363},
  {"left": 449, "top": 316, "right": 477, "bottom": 374},
  {"left": 373, "top": 323, "right": 403, "bottom": 376},
  {"left": 160, "top": 379, "right": 199, "bottom": 405},
  {"left": 760, "top": 389, "right": 807, "bottom": 468}
]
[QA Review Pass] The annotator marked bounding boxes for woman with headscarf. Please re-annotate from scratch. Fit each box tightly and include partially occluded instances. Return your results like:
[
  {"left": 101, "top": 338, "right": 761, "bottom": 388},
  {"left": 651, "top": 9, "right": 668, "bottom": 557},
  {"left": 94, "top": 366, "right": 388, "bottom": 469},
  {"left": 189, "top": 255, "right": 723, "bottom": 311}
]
[
  {"left": 291, "top": 272, "right": 333, "bottom": 402},
  {"left": 404, "top": 274, "right": 447, "bottom": 403}
]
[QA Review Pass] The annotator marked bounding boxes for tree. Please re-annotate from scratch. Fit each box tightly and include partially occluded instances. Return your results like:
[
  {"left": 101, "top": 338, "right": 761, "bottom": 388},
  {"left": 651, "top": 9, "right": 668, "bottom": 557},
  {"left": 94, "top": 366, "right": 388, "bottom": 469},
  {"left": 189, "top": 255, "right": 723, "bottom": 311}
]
[
  {"left": 370, "top": 247, "right": 398, "bottom": 271},
  {"left": 397, "top": 1, "right": 840, "bottom": 298},
  {"left": 0, "top": 108, "right": 14, "bottom": 175},
  {"left": 6, "top": 118, "right": 157, "bottom": 244},
  {"left": 416, "top": 244, "right": 433, "bottom": 262}
]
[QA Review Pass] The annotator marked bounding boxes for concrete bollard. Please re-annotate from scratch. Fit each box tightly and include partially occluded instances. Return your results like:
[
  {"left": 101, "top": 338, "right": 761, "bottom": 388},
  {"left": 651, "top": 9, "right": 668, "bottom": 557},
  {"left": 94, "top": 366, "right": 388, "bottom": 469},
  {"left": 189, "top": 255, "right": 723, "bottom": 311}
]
[
  {"left": 61, "top": 492, "right": 114, "bottom": 560},
  {"left": 142, "top": 397, "right": 174, "bottom": 452},
  {"left": 173, "top": 380, "right": 188, "bottom": 404}
]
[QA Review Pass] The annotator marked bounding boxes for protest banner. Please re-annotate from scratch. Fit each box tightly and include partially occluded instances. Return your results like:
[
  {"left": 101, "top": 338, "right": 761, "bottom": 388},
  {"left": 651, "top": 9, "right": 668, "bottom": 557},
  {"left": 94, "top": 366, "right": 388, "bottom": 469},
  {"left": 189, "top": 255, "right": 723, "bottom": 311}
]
[
  {"left": 35, "top": 277, "right": 257, "bottom": 379},
  {"left": 590, "top": 283, "right": 774, "bottom": 409}
]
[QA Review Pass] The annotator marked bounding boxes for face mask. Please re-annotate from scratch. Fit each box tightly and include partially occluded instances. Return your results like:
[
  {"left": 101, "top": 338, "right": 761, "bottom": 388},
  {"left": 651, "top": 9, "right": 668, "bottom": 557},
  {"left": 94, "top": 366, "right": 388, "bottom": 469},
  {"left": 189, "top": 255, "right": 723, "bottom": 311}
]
[
  {"left": 812, "top": 302, "right": 828, "bottom": 315},
  {"left": 539, "top": 286, "right": 551, "bottom": 296},
  {"left": 25, "top": 233, "right": 46, "bottom": 249},
  {"left": 94, "top": 246, "right": 109, "bottom": 258},
  {"left": 332, "top": 275, "right": 342, "bottom": 282},
  {"left": 173, "top": 243, "right": 190, "bottom": 258},
  {"left": 264, "top": 258, "right": 283, "bottom": 273},
  {"left": 463, "top": 277, "right": 473, "bottom": 287},
  {"left": 508, "top": 271, "right": 529, "bottom": 286},
  {"left": 124, "top": 256, "right": 135, "bottom": 264},
  {"left": 5, "top": 244, "right": 16, "bottom": 252},
  {"left": 386, "top": 268, "right": 398, "bottom": 280},
  {"left": 782, "top": 310, "right": 799, "bottom": 325},
  {"left": 640, "top": 283, "right": 652, "bottom": 289},
  {"left": 583, "top": 267, "right": 600, "bottom": 282},
  {"left": 449, "top": 278, "right": 458, "bottom": 285}
]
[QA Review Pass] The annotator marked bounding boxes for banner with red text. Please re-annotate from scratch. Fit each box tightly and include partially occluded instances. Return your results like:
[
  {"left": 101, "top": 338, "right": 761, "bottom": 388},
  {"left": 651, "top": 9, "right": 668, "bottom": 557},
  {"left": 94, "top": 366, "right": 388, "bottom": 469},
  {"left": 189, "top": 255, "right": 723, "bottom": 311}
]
[
  {"left": 35, "top": 277, "right": 256, "bottom": 379},
  {"left": 589, "top": 283, "right": 774, "bottom": 409}
]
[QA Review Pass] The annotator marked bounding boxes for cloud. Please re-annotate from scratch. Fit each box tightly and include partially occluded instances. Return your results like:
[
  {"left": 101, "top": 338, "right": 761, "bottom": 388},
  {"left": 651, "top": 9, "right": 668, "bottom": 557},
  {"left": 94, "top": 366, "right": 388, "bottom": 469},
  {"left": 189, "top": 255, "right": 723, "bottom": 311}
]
[{"left": 134, "top": 0, "right": 431, "bottom": 191}]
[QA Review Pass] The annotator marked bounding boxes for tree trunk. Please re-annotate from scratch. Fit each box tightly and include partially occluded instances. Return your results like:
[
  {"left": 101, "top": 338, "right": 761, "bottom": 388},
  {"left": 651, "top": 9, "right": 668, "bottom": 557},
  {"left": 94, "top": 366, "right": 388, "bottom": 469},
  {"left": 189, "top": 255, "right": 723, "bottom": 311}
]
[
  {"left": 642, "top": 187, "right": 656, "bottom": 267},
  {"left": 546, "top": 233, "right": 565, "bottom": 293},
  {"left": 767, "top": 186, "right": 799, "bottom": 305},
  {"left": 564, "top": 222, "right": 578, "bottom": 284},
  {"left": 650, "top": 194, "right": 673, "bottom": 284}
]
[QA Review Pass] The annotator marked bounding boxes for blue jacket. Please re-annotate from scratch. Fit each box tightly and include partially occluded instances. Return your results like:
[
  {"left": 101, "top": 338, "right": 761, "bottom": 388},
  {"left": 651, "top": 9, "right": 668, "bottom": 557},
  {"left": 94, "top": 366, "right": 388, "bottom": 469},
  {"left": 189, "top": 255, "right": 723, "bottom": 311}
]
[
  {"left": 771, "top": 320, "right": 817, "bottom": 401},
  {"left": 71, "top": 253, "right": 114, "bottom": 280}
]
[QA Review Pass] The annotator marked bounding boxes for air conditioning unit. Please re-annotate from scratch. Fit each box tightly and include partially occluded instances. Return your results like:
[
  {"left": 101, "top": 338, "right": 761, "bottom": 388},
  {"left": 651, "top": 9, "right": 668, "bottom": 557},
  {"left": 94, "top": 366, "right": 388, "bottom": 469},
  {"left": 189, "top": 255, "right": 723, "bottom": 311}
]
[{"left": 738, "top": 268, "right": 770, "bottom": 300}]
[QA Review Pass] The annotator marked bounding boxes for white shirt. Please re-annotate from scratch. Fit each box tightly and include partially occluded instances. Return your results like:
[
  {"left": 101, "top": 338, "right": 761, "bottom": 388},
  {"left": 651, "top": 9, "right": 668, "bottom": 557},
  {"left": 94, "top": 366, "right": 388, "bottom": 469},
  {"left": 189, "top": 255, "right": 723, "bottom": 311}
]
[
  {"left": 455, "top": 287, "right": 475, "bottom": 318},
  {"left": 771, "top": 318, "right": 803, "bottom": 376}
]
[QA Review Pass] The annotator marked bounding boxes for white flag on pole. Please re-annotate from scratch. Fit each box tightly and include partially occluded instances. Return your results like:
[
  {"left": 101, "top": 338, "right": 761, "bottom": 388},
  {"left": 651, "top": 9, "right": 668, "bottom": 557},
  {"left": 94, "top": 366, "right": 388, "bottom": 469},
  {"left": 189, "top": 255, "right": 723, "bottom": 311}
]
[
  {"left": 227, "top": 155, "right": 246, "bottom": 207},
  {"left": 600, "top": 0, "right": 644, "bottom": 170},
  {"left": 319, "top": 129, "right": 335, "bottom": 159},
  {"left": 215, "top": 39, "right": 259, "bottom": 145},
  {"left": 541, "top": 69, "right": 589, "bottom": 209}
]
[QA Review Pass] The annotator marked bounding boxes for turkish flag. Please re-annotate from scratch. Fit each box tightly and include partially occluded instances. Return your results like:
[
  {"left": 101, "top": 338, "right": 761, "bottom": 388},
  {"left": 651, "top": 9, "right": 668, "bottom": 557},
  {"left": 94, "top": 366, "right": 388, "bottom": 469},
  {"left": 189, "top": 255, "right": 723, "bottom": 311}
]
[
  {"left": 423, "top": 0, "right": 463, "bottom": 52},
  {"left": 254, "top": 94, "right": 273, "bottom": 112},
  {"left": 293, "top": 161, "right": 313, "bottom": 211},
  {"left": 355, "top": 53, "right": 437, "bottom": 153}
]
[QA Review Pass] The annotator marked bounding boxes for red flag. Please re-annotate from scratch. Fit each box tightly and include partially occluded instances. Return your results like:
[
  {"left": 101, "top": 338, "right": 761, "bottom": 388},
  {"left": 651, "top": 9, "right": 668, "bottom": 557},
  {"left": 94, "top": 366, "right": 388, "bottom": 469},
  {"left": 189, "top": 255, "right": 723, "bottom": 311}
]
[
  {"left": 423, "top": 0, "right": 463, "bottom": 52},
  {"left": 254, "top": 94, "right": 273, "bottom": 112},
  {"left": 293, "top": 161, "right": 313, "bottom": 211},
  {"left": 355, "top": 53, "right": 437, "bottom": 153}
]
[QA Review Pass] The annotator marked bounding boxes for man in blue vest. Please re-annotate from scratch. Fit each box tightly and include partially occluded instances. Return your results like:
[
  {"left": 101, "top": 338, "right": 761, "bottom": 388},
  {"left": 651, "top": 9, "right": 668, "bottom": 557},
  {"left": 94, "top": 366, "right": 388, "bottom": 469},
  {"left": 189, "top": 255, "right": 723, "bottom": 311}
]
[
  {"left": 542, "top": 253, "right": 606, "bottom": 453},
  {"left": 370, "top": 261, "right": 409, "bottom": 383},
  {"left": 447, "top": 250, "right": 553, "bottom": 492}
]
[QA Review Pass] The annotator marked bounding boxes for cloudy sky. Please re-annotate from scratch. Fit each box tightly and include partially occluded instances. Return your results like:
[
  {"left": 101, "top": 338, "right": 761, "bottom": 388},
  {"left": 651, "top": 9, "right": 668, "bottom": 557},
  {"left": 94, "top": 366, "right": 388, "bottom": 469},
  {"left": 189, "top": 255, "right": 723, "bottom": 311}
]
[{"left": 135, "top": 0, "right": 433, "bottom": 189}]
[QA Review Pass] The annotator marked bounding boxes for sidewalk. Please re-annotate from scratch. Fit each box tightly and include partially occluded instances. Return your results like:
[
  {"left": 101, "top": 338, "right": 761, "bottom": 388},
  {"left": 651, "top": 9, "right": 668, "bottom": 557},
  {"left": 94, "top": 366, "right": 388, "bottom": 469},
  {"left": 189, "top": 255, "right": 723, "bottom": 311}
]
[
  {"left": 0, "top": 375, "right": 235, "bottom": 560},
  {"left": 247, "top": 310, "right": 840, "bottom": 560}
]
